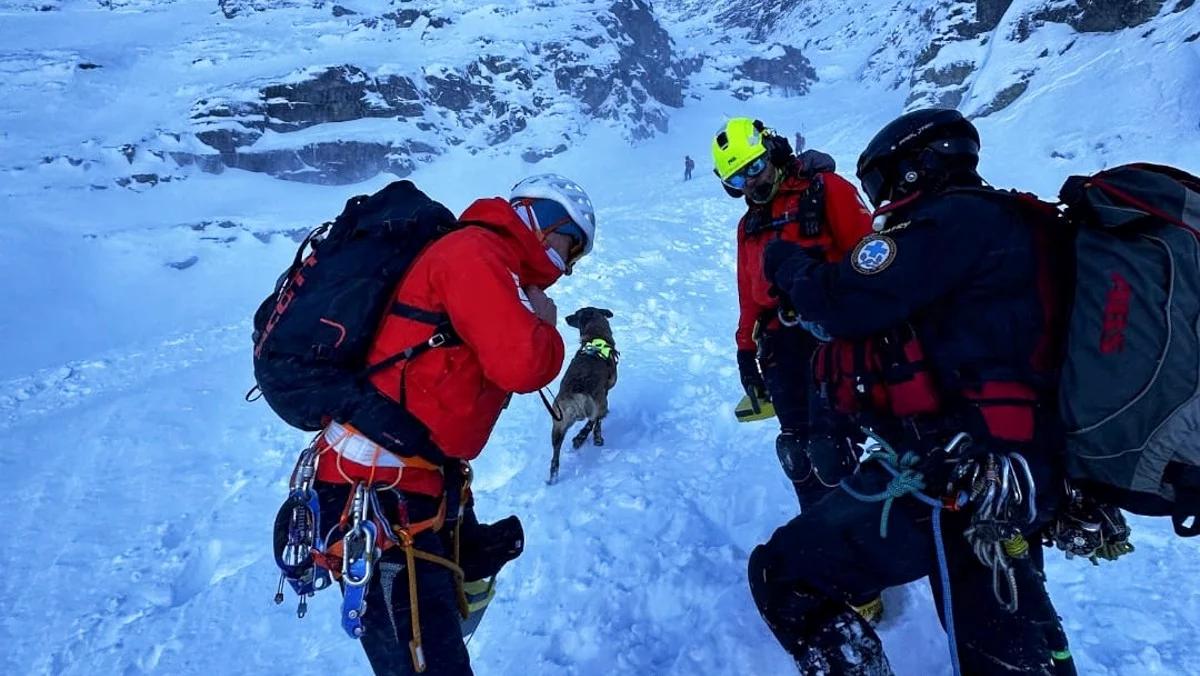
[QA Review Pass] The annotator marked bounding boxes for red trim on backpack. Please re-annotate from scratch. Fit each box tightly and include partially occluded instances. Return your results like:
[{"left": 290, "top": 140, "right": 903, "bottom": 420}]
[
  {"left": 963, "top": 382, "right": 1037, "bottom": 443},
  {"left": 1091, "top": 177, "right": 1200, "bottom": 240},
  {"left": 1100, "top": 272, "right": 1132, "bottom": 354},
  {"left": 318, "top": 318, "right": 348, "bottom": 348},
  {"left": 1017, "top": 193, "right": 1071, "bottom": 374}
]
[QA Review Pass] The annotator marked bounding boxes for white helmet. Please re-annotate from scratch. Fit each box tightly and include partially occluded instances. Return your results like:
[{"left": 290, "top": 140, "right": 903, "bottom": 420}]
[{"left": 510, "top": 173, "right": 596, "bottom": 257}]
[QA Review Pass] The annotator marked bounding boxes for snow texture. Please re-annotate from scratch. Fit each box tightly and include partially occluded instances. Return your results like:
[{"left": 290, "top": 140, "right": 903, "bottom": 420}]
[{"left": 2, "top": 0, "right": 1200, "bottom": 674}]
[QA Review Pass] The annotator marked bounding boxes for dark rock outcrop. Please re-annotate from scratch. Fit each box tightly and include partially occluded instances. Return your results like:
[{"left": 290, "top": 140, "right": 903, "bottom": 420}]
[
  {"left": 736, "top": 45, "right": 817, "bottom": 97},
  {"left": 1029, "top": 0, "right": 1165, "bottom": 34},
  {"left": 185, "top": 0, "right": 689, "bottom": 184}
]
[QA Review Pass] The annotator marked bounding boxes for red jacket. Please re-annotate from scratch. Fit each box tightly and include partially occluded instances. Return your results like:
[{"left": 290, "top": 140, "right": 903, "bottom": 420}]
[
  {"left": 367, "top": 198, "right": 566, "bottom": 459},
  {"left": 736, "top": 171, "right": 873, "bottom": 350}
]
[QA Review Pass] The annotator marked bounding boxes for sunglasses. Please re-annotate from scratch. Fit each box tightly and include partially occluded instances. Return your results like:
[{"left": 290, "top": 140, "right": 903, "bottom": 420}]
[{"left": 720, "top": 156, "right": 770, "bottom": 191}]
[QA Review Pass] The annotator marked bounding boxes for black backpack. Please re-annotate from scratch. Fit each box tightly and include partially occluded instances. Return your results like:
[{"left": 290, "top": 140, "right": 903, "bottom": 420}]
[
  {"left": 250, "top": 180, "right": 460, "bottom": 432},
  {"left": 1057, "top": 163, "right": 1200, "bottom": 536}
]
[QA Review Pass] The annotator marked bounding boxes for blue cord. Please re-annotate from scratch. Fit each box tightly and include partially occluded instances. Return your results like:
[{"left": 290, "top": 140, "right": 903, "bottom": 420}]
[
  {"left": 840, "top": 454, "right": 962, "bottom": 676},
  {"left": 931, "top": 505, "right": 961, "bottom": 676}
]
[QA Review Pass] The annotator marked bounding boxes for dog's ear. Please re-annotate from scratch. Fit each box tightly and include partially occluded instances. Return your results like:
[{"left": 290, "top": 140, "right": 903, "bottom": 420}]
[
  {"left": 598, "top": 308, "right": 614, "bottom": 319},
  {"left": 565, "top": 310, "right": 580, "bottom": 328}
]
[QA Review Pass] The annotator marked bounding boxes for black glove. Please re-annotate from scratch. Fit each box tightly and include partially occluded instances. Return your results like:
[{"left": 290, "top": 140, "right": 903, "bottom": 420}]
[
  {"left": 797, "top": 149, "right": 836, "bottom": 175},
  {"left": 459, "top": 514, "right": 525, "bottom": 581},
  {"left": 736, "top": 349, "right": 768, "bottom": 410},
  {"left": 762, "top": 239, "right": 822, "bottom": 289}
]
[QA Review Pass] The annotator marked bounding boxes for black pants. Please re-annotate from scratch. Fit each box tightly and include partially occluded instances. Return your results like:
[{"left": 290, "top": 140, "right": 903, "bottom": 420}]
[
  {"left": 759, "top": 326, "right": 855, "bottom": 510},
  {"left": 751, "top": 463, "right": 1072, "bottom": 675},
  {"left": 316, "top": 483, "right": 473, "bottom": 676}
]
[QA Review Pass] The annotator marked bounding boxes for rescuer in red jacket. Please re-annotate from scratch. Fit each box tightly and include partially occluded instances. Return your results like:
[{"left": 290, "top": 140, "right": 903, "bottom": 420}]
[
  {"left": 713, "top": 117, "right": 873, "bottom": 510},
  {"left": 316, "top": 174, "right": 597, "bottom": 675}
]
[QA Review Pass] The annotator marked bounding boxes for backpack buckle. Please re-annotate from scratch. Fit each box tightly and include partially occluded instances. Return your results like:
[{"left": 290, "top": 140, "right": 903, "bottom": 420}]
[{"left": 427, "top": 333, "right": 447, "bottom": 348}]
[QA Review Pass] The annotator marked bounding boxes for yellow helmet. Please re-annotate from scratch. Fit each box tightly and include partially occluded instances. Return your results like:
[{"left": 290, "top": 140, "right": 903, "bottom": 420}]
[{"left": 711, "top": 117, "right": 769, "bottom": 181}]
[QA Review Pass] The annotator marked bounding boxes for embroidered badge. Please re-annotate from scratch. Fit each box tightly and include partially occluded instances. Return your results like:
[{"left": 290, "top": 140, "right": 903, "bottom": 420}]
[{"left": 851, "top": 235, "right": 897, "bottom": 275}]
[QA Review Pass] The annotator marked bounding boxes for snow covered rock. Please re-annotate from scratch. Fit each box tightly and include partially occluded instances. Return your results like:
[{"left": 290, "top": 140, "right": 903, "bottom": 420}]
[
  {"left": 217, "top": 0, "right": 324, "bottom": 19},
  {"left": 175, "top": 0, "right": 691, "bottom": 184},
  {"left": 734, "top": 45, "right": 817, "bottom": 99}
]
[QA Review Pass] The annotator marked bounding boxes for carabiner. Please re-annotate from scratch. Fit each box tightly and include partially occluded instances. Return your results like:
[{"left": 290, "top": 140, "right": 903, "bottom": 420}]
[
  {"left": 1008, "top": 452, "right": 1038, "bottom": 524},
  {"left": 342, "top": 521, "right": 378, "bottom": 588}
]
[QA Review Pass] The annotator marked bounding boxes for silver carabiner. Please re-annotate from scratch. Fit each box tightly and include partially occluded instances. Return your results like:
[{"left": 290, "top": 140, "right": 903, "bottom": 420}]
[
  {"left": 341, "top": 527, "right": 374, "bottom": 587},
  {"left": 996, "top": 455, "right": 1013, "bottom": 513},
  {"left": 943, "top": 432, "right": 973, "bottom": 458},
  {"left": 1008, "top": 452, "right": 1038, "bottom": 524}
]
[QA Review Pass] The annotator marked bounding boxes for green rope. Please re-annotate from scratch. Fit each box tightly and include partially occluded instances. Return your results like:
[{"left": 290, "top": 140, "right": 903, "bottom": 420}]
[{"left": 839, "top": 444, "right": 928, "bottom": 538}]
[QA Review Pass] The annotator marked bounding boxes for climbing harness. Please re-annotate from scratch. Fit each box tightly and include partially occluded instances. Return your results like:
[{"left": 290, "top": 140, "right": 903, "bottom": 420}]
[{"left": 272, "top": 426, "right": 479, "bottom": 673}]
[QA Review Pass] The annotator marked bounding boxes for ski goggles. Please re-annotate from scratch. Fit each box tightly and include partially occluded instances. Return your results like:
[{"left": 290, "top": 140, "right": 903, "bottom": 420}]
[
  {"left": 719, "top": 155, "right": 770, "bottom": 191},
  {"left": 516, "top": 198, "right": 588, "bottom": 262},
  {"left": 547, "top": 219, "right": 587, "bottom": 254}
]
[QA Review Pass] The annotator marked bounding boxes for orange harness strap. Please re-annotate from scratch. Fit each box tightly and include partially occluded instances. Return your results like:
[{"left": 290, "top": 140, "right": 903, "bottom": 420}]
[{"left": 311, "top": 465, "right": 473, "bottom": 675}]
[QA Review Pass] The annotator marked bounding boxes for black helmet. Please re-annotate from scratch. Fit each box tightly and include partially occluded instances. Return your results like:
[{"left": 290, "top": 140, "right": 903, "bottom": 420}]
[{"left": 856, "top": 108, "right": 980, "bottom": 207}]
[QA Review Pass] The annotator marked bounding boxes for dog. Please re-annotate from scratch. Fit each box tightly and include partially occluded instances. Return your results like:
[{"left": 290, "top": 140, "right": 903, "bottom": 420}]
[{"left": 548, "top": 306, "right": 618, "bottom": 484}]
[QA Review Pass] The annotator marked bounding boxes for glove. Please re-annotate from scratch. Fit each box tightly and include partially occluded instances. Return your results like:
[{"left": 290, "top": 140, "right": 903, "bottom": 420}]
[
  {"left": 762, "top": 239, "right": 822, "bottom": 289},
  {"left": 797, "top": 149, "right": 836, "bottom": 175},
  {"left": 460, "top": 514, "right": 525, "bottom": 581},
  {"left": 736, "top": 349, "right": 768, "bottom": 411}
]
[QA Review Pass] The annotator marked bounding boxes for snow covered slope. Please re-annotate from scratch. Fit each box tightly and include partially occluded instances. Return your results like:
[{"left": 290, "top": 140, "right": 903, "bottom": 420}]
[{"left": 2, "top": 0, "right": 1199, "bottom": 674}]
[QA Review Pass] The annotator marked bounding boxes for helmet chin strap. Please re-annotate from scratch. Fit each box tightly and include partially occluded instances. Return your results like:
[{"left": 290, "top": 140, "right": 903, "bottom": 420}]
[{"left": 748, "top": 166, "right": 784, "bottom": 204}]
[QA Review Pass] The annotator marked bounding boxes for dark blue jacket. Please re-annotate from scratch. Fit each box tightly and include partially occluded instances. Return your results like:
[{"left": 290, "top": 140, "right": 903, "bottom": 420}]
[{"left": 766, "top": 186, "right": 1055, "bottom": 397}]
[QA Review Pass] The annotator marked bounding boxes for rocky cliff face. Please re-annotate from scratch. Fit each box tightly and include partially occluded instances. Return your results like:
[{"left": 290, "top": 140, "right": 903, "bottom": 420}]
[
  {"left": 178, "top": 0, "right": 691, "bottom": 184},
  {"left": 899, "top": 0, "right": 1186, "bottom": 115},
  {"left": 2, "top": 0, "right": 1193, "bottom": 189}
]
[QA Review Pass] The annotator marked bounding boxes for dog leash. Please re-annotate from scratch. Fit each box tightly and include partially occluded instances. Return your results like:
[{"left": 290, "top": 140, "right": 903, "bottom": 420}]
[{"left": 538, "top": 388, "right": 563, "bottom": 421}]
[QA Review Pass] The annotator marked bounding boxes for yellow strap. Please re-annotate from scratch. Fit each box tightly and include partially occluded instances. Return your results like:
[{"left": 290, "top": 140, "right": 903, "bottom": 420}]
[
  {"left": 396, "top": 463, "right": 474, "bottom": 674},
  {"left": 402, "top": 535, "right": 426, "bottom": 673}
]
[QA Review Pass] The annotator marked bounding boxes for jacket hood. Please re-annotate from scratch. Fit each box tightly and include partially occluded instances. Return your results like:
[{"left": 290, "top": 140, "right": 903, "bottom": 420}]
[{"left": 459, "top": 197, "right": 564, "bottom": 289}]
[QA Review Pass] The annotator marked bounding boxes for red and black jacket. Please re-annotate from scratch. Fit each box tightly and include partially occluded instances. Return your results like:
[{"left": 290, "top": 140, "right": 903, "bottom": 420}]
[
  {"left": 367, "top": 198, "right": 566, "bottom": 460},
  {"left": 736, "top": 167, "right": 873, "bottom": 350}
]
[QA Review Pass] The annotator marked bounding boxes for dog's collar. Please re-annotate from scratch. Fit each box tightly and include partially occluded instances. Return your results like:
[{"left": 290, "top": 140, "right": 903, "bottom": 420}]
[{"left": 579, "top": 338, "right": 618, "bottom": 362}]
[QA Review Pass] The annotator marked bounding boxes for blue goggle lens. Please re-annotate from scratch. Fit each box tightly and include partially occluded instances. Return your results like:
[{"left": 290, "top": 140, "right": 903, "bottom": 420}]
[{"left": 722, "top": 156, "right": 769, "bottom": 190}]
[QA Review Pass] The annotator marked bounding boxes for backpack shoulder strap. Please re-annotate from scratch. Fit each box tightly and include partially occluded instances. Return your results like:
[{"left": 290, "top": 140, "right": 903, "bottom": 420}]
[{"left": 363, "top": 302, "right": 460, "bottom": 378}]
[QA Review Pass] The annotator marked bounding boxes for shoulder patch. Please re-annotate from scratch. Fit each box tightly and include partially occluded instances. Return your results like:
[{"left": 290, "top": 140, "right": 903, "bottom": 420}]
[{"left": 851, "top": 235, "right": 897, "bottom": 275}]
